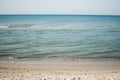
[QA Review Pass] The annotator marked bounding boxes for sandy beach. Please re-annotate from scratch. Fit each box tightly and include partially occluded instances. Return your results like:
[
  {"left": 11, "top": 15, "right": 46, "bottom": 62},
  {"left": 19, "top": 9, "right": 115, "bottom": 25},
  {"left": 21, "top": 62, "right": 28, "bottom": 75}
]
[
  {"left": 0, "top": 59, "right": 120, "bottom": 80},
  {"left": 0, "top": 15, "right": 120, "bottom": 80}
]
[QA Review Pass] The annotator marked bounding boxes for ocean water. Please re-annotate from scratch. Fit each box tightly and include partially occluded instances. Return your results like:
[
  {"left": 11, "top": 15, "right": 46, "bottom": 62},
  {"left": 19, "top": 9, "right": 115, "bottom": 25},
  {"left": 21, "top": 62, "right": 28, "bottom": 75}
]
[{"left": 0, "top": 15, "right": 120, "bottom": 59}]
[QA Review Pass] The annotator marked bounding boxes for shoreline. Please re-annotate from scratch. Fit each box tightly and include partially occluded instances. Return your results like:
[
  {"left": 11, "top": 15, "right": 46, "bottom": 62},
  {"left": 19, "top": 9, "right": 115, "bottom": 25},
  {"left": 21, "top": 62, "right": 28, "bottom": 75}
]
[{"left": 0, "top": 58, "right": 120, "bottom": 65}]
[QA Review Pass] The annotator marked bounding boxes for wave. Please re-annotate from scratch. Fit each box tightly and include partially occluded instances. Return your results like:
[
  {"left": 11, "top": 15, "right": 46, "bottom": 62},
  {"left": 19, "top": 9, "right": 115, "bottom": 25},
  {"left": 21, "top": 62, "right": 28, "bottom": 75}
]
[
  {"left": 0, "top": 24, "right": 115, "bottom": 30},
  {"left": 0, "top": 24, "right": 31, "bottom": 30}
]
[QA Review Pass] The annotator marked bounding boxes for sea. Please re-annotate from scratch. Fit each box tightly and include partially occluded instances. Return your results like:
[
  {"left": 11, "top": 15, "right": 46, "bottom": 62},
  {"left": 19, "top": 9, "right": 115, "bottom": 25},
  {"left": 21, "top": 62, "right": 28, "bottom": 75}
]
[{"left": 0, "top": 15, "right": 120, "bottom": 59}]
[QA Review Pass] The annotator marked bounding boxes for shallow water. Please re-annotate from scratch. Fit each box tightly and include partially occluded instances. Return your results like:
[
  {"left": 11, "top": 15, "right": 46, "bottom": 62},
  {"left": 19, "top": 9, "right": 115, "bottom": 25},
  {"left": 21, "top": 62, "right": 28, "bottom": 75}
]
[{"left": 0, "top": 15, "right": 120, "bottom": 59}]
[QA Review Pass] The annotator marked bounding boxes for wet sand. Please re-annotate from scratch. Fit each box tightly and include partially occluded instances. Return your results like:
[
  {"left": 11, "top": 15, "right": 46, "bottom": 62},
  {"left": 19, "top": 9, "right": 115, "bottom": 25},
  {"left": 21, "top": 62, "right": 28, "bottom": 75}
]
[{"left": 0, "top": 59, "right": 120, "bottom": 80}]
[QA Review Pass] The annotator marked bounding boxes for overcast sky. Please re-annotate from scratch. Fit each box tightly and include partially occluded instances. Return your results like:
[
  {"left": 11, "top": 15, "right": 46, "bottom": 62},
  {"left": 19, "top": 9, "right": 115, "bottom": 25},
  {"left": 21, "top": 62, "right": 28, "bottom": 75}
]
[{"left": 0, "top": 0, "right": 120, "bottom": 15}]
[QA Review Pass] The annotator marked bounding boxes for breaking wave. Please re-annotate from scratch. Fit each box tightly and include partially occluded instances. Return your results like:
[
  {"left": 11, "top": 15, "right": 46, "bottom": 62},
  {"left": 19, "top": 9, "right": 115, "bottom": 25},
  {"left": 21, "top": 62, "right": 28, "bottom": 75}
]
[{"left": 0, "top": 24, "right": 116, "bottom": 30}]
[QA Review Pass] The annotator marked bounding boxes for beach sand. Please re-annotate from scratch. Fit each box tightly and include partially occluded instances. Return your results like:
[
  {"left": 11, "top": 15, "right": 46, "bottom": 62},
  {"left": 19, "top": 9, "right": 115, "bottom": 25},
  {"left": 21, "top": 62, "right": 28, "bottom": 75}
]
[{"left": 0, "top": 59, "right": 120, "bottom": 80}]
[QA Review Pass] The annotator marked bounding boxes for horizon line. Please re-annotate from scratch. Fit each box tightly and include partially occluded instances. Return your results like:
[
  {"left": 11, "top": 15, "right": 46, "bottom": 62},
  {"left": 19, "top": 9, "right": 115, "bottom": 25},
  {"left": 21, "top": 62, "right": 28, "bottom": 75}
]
[{"left": 0, "top": 14, "right": 120, "bottom": 16}]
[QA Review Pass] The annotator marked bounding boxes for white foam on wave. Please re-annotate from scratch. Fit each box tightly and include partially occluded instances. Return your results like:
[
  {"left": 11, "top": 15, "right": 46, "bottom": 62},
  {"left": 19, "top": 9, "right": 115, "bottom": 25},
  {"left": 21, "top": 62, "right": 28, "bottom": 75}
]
[
  {"left": 0, "top": 26, "right": 9, "bottom": 29},
  {"left": 0, "top": 25, "right": 109, "bottom": 30},
  {"left": 29, "top": 25, "right": 95, "bottom": 30},
  {"left": 0, "top": 25, "right": 31, "bottom": 30}
]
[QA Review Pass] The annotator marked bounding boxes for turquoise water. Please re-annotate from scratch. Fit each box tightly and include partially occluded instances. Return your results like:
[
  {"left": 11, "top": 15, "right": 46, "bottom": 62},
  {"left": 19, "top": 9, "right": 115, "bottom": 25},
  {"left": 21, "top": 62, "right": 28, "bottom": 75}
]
[{"left": 0, "top": 15, "right": 120, "bottom": 59}]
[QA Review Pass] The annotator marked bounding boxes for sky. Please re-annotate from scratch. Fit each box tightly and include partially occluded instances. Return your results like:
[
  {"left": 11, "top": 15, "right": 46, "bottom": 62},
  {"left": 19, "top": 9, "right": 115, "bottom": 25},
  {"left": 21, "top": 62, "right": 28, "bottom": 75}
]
[{"left": 0, "top": 0, "right": 120, "bottom": 15}]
